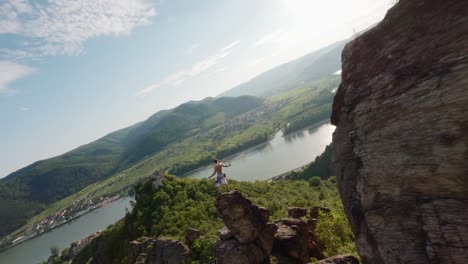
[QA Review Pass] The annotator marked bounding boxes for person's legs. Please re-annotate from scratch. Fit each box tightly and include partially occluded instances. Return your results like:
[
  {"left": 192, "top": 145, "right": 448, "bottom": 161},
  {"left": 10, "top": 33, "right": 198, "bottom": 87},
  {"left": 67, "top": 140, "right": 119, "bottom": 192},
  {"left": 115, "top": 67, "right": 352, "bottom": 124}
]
[
  {"left": 215, "top": 180, "right": 221, "bottom": 195},
  {"left": 222, "top": 176, "right": 229, "bottom": 191}
]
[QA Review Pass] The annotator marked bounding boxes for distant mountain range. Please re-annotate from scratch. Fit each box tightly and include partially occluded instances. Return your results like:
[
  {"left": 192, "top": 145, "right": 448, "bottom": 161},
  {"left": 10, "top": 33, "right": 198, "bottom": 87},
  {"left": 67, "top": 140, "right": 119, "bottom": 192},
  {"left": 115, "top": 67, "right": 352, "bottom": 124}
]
[
  {"left": 220, "top": 39, "right": 347, "bottom": 97},
  {"left": 0, "top": 38, "right": 347, "bottom": 238}
]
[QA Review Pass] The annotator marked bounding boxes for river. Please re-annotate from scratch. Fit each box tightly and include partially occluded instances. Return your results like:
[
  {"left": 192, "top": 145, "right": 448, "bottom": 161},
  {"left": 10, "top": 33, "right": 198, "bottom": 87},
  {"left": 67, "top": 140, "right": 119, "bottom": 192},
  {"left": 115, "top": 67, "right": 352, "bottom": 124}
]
[
  {"left": 0, "top": 122, "right": 334, "bottom": 264},
  {"left": 0, "top": 197, "right": 133, "bottom": 264},
  {"left": 185, "top": 122, "right": 335, "bottom": 181}
]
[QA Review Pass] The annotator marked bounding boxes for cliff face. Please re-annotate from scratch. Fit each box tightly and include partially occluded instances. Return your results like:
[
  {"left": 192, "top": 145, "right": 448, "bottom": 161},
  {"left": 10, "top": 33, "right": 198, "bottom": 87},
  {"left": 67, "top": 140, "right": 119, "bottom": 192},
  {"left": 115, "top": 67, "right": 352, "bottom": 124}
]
[{"left": 331, "top": 0, "right": 468, "bottom": 263}]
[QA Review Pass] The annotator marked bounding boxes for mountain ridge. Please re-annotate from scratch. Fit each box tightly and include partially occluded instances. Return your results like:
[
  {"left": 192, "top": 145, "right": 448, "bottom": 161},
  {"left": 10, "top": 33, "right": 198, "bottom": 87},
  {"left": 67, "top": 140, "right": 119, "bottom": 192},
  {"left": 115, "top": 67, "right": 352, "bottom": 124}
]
[{"left": 219, "top": 38, "right": 347, "bottom": 98}]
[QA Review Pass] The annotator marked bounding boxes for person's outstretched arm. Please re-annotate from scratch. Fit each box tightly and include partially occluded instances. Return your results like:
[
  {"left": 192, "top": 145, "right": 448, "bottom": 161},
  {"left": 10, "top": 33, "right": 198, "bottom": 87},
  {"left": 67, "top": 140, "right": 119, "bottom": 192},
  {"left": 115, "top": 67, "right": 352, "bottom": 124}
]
[
  {"left": 208, "top": 168, "right": 216, "bottom": 178},
  {"left": 221, "top": 163, "right": 231, "bottom": 167}
]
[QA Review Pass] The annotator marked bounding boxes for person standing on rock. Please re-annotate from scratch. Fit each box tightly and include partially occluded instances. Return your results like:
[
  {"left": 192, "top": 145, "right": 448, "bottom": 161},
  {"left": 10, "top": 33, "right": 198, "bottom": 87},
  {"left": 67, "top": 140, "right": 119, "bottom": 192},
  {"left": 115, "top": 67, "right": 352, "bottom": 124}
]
[{"left": 208, "top": 159, "right": 231, "bottom": 194}]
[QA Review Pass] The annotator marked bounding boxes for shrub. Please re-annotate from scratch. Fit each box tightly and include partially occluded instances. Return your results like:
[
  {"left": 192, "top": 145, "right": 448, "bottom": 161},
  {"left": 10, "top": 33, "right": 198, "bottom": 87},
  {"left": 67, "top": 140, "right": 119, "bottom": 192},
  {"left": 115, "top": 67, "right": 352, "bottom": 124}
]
[
  {"left": 315, "top": 209, "right": 356, "bottom": 257},
  {"left": 309, "top": 176, "right": 322, "bottom": 187}
]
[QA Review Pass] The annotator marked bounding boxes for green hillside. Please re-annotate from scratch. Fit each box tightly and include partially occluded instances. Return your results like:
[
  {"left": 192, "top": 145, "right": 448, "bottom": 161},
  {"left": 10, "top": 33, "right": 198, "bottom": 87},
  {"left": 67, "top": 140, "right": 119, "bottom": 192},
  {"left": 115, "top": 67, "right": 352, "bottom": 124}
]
[
  {"left": 0, "top": 96, "right": 263, "bottom": 237},
  {"left": 66, "top": 175, "right": 354, "bottom": 264}
]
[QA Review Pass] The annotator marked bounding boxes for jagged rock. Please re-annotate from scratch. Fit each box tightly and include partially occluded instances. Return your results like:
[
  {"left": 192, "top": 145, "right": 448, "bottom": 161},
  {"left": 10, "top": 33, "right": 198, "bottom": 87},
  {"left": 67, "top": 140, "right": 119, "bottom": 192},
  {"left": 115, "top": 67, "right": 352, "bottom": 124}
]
[
  {"left": 317, "top": 255, "right": 359, "bottom": 264},
  {"left": 309, "top": 206, "right": 331, "bottom": 219},
  {"left": 218, "top": 226, "right": 233, "bottom": 240},
  {"left": 331, "top": 0, "right": 468, "bottom": 263},
  {"left": 214, "top": 191, "right": 278, "bottom": 264},
  {"left": 273, "top": 218, "right": 325, "bottom": 263},
  {"left": 274, "top": 222, "right": 309, "bottom": 263},
  {"left": 214, "top": 238, "right": 267, "bottom": 264},
  {"left": 287, "top": 207, "right": 308, "bottom": 219},
  {"left": 215, "top": 191, "right": 270, "bottom": 243},
  {"left": 306, "top": 219, "right": 318, "bottom": 232},
  {"left": 185, "top": 227, "right": 200, "bottom": 246},
  {"left": 128, "top": 237, "right": 190, "bottom": 264}
]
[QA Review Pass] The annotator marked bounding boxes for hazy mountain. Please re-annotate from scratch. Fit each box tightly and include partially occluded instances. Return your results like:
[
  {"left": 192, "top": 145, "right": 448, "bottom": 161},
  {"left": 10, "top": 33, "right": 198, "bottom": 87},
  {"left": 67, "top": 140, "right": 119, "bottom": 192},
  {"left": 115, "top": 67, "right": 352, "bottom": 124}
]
[{"left": 220, "top": 39, "right": 347, "bottom": 98}]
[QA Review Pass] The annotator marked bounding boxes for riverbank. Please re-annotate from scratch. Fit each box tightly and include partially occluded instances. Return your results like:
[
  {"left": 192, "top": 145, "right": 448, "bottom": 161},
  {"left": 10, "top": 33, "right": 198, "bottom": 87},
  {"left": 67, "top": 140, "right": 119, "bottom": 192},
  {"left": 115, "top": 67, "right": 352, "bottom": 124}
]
[
  {"left": 184, "top": 122, "right": 334, "bottom": 182},
  {"left": 0, "top": 196, "right": 134, "bottom": 264},
  {"left": 0, "top": 194, "right": 124, "bottom": 253},
  {"left": 182, "top": 119, "right": 330, "bottom": 178}
]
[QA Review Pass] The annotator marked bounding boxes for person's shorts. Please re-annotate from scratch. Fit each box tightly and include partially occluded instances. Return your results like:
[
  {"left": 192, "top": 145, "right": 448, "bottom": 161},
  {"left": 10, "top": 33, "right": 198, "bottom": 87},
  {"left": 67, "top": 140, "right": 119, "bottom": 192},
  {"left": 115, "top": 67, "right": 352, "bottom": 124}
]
[{"left": 215, "top": 174, "right": 228, "bottom": 187}]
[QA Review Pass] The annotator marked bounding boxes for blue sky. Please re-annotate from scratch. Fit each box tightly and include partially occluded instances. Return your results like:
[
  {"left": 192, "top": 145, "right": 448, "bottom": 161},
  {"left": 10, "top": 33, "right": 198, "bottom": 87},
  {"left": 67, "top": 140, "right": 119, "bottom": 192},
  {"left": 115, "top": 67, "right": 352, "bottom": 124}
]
[{"left": 0, "top": 0, "right": 393, "bottom": 177}]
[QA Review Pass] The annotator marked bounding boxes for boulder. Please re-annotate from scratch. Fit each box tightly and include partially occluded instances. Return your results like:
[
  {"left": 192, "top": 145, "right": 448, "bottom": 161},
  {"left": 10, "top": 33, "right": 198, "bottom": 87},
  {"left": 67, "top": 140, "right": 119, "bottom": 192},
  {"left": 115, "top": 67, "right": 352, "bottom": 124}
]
[
  {"left": 274, "top": 222, "right": 309, "bottom": 263},
  {"left": 128, "top": 237, "right": 190, "bottom": 264},
  {"left": 214, "top": 191, "right": 278, "bottom": 264},
  {"left": 214, "top": 238, "right": 267, "bottom": 264},
  {"left": 215, "top": 191, "right": 269, "bottom": 243},
  {"left": 273, "top": 218, "right": 325, "bottom": 262},
  {"left": 287, "top": 207, "right": 308, "bottom": 219},
  {"left": 317, "top": 255, "right": 360, "bottom": 264},
  {"left": 331, "top": 0, "right": 468, "bottom": 263},
  {"left": 185, "top": 227, "right": 201, "bottom": 246},
  {"left": 217, "top": 226, "right": 233, "bottom": 240},
  {"left": 214, "top": 223, "right": 278, "bottom": 263}
]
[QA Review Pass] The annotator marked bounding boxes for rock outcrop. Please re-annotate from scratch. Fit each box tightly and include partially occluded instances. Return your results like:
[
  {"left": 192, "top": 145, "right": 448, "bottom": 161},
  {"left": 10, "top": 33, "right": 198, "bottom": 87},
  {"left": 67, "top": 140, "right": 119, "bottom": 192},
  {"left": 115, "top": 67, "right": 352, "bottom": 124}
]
[
  {"left": 287, "top": 207, "right": 308, "bottom": 219},
  {"left": 214, "top": 191, "right": 278, "bottom": 264},
  {"left": 331, "top": 0, "right": 468, "bottom": 263},
  {"left": 185, "top": 227, "right": 200, "bottom": 247},
  {"left": 214, "top": 191, "right": 330, "bottom": 263},
  {"left": 274, "top": 218, "right": 325, "bottom": 262},
  {"left": 128, "top": 237, "right": 190, "bottom": 264}
]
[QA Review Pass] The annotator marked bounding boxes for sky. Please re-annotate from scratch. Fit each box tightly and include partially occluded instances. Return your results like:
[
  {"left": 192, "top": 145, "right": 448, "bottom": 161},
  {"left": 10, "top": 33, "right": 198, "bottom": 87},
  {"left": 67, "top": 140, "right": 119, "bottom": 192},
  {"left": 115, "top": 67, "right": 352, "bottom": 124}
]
[{"left": 0, "top": 0, "right": 394, "bottom": 178}]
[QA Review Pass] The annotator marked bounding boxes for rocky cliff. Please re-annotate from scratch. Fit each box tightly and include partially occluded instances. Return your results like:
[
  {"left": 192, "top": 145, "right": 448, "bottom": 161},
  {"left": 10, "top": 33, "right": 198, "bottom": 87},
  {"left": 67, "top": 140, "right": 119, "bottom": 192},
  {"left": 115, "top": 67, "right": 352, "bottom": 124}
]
[
  {"left": 331, "top": 0, "right": 468, "bottom": 263},
  {"left": 213, "top": 191, "right": 358, "bottom": 264}
]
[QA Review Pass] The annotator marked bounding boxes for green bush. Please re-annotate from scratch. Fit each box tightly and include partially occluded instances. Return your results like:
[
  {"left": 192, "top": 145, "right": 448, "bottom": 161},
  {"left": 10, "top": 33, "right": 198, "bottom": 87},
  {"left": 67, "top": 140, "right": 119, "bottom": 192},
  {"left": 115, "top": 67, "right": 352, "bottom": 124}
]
[
  {"left": 315, "top": 209, "right": 356, "bottom": 257},
  {"left": 309, "top": 176, "right": 322, "bottom": 187},
  {"left": 190, "top": 234, "right": 218, "bottom": 263}
]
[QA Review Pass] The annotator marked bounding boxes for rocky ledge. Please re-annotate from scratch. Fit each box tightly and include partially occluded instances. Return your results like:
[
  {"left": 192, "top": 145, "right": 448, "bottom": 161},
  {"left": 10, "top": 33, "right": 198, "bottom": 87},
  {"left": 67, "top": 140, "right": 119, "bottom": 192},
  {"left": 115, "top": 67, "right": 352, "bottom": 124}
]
[
  {"left": 331, "top": 0, "right": 468, "bottom": 263},
  {"left": 213, "top": 191, "right": 353, "bottom": 264}
]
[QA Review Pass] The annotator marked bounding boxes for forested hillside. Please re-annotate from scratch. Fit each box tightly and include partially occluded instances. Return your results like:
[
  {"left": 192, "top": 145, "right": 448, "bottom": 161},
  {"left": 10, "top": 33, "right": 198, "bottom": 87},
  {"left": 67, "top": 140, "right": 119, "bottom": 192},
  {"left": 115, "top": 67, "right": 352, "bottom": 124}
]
[
  {"left": 0, "top": 96, "right": 263, "bottom": 237},
  {"left": 286, "top": 144, "right": 333, "bottom": 181},
  {"left": 66, "top": 175, "right": 354, "bottom": 264}
]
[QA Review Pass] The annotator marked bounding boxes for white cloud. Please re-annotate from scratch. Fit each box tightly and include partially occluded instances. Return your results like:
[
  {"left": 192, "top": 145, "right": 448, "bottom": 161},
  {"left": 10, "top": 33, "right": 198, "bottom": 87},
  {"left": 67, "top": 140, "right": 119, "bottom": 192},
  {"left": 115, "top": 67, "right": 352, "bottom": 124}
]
[
  {"left": 137, "top": 40, "right": 240, "bottom": 96},
  {"left": 253, "top": 29, "right": 284, "bottom": 47},
  {"left": 20, "top": 106, "right": 29, "bottom": 111},
  {"left": 0, "top": 61, "right": 33, "bottom": 94},
  {"left": 0, "top": 0, "right": 156, "bottom": 58}
]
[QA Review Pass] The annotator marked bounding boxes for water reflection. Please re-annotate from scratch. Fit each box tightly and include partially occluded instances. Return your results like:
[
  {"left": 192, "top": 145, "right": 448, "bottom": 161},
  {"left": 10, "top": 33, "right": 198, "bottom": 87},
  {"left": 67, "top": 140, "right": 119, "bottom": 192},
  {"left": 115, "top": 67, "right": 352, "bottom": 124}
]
[
  {"left": 0, "top": 197, "right": 134, "bottom": 264},
  {"left": 186, "top": 122, "right": 335, "bottom": 181}
]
